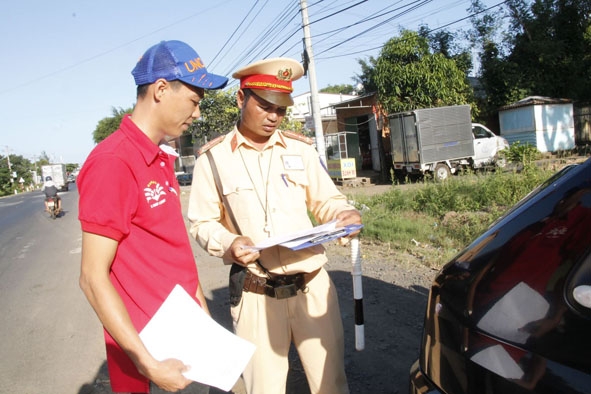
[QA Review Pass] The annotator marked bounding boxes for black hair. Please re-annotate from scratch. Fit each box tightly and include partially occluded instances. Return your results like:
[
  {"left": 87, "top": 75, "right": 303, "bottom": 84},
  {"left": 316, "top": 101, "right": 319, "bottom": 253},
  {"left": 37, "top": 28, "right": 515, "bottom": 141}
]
[{"left": 136, "top": 80, "right": 184, "bottom": 99}]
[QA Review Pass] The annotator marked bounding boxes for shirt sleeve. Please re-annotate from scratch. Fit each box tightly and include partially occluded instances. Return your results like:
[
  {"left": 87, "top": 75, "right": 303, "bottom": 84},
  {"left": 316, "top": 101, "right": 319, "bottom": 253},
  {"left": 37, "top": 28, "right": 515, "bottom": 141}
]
[
  {"left": 78, "top": 154, "right": 138, "bottom": 242},
  {"left": 302, "top": 145, "right": 355, "bottom": 223}
]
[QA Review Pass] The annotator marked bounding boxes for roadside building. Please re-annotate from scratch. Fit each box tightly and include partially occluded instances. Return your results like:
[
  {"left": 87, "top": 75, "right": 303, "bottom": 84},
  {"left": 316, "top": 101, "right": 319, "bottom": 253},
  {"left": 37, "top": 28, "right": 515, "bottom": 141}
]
[
  {"left": 291, "top": 91, "right": 358, "bottom": 135},
  {"left": 499, "top": 96, "right": 575, "bottom": 152},
  {"left": 331, "top": 93, "right": 391, "bottom": 180}
]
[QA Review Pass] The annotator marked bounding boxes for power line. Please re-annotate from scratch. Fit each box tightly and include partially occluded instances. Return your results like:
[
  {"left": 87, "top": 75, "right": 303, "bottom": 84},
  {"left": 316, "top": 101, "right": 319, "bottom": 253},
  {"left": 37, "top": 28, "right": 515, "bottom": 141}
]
[
  {"left": 305, "top": 0, "right": 368, "bottom": 26},
  {"left": 217, "top": 1, "right": 300, "bottom": 76},
  {"left": 208, "top": 0, "right": 263, "bottom": 69},
  {"left": 3, "top": 0, "right": 506, "bottom": 95},
  {"left": 316, "top": 0, "right": 508, "bottom": 60},
  {"left": 309, "top": 0, "right": 424, "bottom": 52},
  {"left": 316, "top": 0, "right": 436, "bottom": 56},
  {"left": 220, "top": 0, "right": 377, "bottom": 80},
  {"left": 2, "top": 2, "right": 234, "bottom": 95}
]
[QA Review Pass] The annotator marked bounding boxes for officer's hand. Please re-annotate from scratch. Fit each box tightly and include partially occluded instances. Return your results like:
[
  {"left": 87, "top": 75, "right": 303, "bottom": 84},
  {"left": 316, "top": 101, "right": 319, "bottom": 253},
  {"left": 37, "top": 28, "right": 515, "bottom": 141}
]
[
  {"left": 336, "top": 209, "right": 362, "bottom": 227},
  {"left": 145, "top": 358, "right": 191, "bottom": 392},
  {"left": 230, "top": 236, "right": 261, "bottom": 267},
  {"left": 336, "top": 209, "right": 363, "bottom": 245}
]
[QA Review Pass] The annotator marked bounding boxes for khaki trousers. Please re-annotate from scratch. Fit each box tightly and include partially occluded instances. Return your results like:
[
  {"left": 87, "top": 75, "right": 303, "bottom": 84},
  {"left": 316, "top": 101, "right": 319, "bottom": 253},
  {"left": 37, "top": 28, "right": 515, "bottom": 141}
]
[{"left": 231, "top": 268, "right": 349, "bottom": 394}]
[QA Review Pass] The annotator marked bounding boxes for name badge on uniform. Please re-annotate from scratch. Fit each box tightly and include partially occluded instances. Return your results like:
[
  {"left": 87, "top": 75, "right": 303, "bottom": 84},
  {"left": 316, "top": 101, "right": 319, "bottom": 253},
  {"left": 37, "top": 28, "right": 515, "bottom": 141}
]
[{"left": 282, "top": 155, "right": 304, "bottom": 170}]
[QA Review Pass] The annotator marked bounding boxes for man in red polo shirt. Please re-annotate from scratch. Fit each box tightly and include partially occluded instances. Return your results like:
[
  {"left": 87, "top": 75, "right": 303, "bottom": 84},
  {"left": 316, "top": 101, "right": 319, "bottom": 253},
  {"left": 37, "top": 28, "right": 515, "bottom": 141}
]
[{"left": 77, "top": 40, "right": 227, "bottom": 393}]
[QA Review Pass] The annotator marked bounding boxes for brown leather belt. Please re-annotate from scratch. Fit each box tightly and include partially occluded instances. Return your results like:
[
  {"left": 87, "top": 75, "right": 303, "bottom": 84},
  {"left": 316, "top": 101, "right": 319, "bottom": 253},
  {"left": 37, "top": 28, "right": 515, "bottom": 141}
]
[{"left": 243, "top": 268, "right": 321, "bottom": 299}]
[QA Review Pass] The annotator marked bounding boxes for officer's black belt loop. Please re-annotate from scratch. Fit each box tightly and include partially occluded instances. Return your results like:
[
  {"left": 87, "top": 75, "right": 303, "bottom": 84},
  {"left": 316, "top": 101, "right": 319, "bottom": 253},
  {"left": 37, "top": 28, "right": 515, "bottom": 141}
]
[{"left": 242, "top": 269, "right": 321, "bottom": 299}]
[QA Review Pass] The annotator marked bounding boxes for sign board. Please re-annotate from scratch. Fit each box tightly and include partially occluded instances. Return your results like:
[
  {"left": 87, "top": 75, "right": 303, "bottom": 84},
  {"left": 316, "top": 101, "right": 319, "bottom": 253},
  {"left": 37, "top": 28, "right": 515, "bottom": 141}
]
[
  {"left": 327, "top": 158, "right": 356, "bottom": 179},
  {"left": 305, "top": 115, "right": 315, "bottom": 131}
]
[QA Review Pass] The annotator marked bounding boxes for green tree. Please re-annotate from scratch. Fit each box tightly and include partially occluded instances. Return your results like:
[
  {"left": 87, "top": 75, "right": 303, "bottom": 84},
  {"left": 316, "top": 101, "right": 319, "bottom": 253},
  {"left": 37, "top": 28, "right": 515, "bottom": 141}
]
[
  {"left": 93, "top": 107, "right": 132, "bottom": 143},
  {"left": 188, "top": 88, "right": 305, "bottom": 144},
  {"left": 279, "top": 108, "right": 304, "bottom": 134},
  {"left": 37, "top": 152, "right": 51, "bottom": 167},
  {"left": 0, "top": 156, "right": 12, "bottom": 195},
  {"left": 0, "top": 154, "right": 34, "bottom": 195},
  {"left": 470, "top": 0, "right": 591, "bottom": 120},
  {"left": 188, "top": 88, "right": 240, "bottom": 145},
  {"left": 467, "top": 0, "right": 524, "bottom": 119},
  {"left": 418, "top": 25, "right": 473, "bottom": 76},
  {"left": 505, "top": 0, "right": 591, "bottom": 102},
  {"left": 65, "top": 163, "right": 78, "bottom": 174},
  {"left": 354, "top": 56, "right": 378, "bottom": 95},
  {"left": 363, "top": 30, "right": 474, "bottom": 113},
  {"left": 320, "top": 84, "right": 355, "bottom": 95}
]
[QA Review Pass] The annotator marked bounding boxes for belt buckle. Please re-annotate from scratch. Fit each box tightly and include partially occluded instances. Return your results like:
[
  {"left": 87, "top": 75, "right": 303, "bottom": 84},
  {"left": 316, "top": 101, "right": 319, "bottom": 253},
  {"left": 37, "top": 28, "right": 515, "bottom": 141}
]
[{"left": 274, "top": 283, "right": 298, "bottom": 299}]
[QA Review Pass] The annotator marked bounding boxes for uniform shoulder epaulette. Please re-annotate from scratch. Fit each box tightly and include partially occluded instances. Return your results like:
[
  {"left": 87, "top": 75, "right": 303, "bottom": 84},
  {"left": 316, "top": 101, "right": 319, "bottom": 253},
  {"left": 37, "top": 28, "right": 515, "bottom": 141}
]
[
  {"left": 282, "top": 130, "right": 314, "bottom": 145},
  {"left": 197, "top": 135, "right": 225, "bottom": 156}
]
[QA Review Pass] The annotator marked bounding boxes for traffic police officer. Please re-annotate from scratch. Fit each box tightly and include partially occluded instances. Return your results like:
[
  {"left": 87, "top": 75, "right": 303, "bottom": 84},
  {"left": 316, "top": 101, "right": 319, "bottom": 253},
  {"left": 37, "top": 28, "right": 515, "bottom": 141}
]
[{"left": 188, "top": 57, "right": 362, "bottom": 394}]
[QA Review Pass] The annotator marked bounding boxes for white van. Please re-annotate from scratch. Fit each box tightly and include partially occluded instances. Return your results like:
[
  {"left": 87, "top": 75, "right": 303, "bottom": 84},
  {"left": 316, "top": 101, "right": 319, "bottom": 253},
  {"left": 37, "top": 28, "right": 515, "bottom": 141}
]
[{"left": 471, "top": 123, "right": 510, "bottom": 168}]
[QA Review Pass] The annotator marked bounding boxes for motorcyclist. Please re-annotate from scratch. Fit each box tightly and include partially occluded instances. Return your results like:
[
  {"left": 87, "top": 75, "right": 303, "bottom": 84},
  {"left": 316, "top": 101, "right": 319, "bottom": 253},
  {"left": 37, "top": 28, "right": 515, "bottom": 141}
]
[{"left": 42, "top": 176, "right": 62, "bottom": 213}]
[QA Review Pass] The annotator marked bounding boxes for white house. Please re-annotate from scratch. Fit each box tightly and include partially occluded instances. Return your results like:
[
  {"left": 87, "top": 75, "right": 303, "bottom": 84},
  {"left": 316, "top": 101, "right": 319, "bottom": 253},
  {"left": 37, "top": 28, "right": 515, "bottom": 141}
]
[
  {"left": 291, "top": 92, "right": 357, "bottom": 134},
  {"left": 499, "top": 96, "right": 575, "bottom": 152}
]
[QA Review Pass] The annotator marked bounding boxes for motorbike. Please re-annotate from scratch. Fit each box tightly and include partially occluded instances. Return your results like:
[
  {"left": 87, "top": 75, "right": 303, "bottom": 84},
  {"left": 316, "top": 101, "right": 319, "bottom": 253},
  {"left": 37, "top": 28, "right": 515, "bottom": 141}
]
[{"left": 46, "top": 197, "right": 60, "bottom": 219}]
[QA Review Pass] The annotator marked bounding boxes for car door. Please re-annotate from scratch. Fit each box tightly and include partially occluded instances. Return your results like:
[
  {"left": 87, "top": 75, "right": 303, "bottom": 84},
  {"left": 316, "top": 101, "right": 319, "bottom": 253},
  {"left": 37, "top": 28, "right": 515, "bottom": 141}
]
[{"left": 472, "top": 124, "right": 498, "bottom": 165}]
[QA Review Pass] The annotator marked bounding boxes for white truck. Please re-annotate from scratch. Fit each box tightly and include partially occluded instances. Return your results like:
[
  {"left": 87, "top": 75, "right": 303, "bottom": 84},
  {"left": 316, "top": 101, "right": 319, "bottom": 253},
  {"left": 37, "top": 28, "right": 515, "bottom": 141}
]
[
  {"left": 388, "top": 105, "right": 510, "bottom": 181},
  {"left": 41, "top": 164, "right": 69, "bottom": 192}
]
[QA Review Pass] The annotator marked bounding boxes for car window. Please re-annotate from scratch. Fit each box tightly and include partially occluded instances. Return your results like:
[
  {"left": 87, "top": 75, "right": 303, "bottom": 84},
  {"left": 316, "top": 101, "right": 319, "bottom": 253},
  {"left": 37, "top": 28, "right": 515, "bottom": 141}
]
[{"left": 472, "top": 126, "right": 489, "bottom": 139}]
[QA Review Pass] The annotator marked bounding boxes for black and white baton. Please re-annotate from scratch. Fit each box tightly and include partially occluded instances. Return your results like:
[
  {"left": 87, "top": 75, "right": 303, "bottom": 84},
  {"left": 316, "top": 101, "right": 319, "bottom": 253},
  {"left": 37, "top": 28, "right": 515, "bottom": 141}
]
[{"left": 350, "top": 237, "right": 364, "bottom": 351}]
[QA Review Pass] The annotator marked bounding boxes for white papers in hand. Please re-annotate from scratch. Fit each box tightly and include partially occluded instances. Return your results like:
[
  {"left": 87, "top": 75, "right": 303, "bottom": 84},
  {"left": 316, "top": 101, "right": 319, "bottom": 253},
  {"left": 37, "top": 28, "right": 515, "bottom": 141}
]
[
  {"left": 139, "top": 285, "right": 256, "bottom": 391},
  {"left": 246, "top": 220, "right": 340, "bottom": 251}
]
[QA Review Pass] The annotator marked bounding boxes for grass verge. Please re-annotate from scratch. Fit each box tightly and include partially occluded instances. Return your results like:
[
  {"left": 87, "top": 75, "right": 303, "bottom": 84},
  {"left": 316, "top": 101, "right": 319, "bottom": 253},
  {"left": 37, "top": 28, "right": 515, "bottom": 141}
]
[{"left": 344, "top": 167, "right": 554, "bottom": 268}]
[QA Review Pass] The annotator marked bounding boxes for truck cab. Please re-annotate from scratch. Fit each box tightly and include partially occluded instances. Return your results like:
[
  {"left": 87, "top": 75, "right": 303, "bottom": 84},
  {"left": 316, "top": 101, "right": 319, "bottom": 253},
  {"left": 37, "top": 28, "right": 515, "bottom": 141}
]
[{"left": 471, "top": 123, "right": 510, "bottom": 168}]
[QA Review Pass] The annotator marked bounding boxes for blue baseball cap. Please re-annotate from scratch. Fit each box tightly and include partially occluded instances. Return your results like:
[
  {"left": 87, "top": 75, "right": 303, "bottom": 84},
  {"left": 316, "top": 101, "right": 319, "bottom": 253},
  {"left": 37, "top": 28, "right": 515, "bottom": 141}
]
[{"left": 131, "top": 40, "right": 228, "bottom": 89}]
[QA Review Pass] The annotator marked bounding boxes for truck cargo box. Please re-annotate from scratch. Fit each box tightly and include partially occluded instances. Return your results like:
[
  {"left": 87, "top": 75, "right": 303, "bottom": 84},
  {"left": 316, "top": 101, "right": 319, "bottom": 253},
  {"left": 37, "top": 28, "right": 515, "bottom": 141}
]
[{"left": 389, "top": 105, "right": 474, "bottom": 166}]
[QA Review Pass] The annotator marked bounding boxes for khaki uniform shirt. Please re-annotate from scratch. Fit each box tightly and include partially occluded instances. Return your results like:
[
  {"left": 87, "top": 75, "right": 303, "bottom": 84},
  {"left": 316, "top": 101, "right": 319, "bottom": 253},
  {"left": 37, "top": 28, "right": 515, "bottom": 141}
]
[{"left": 188, "top": 127, "right": 355, "bottom": 276}]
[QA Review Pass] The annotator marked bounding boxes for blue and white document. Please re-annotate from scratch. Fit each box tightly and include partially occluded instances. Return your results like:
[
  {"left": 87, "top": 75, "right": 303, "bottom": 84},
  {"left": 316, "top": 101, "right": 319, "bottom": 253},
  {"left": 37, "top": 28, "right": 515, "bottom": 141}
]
[{"left": 249, "top": 219, "right": 364, "bottom": 251}]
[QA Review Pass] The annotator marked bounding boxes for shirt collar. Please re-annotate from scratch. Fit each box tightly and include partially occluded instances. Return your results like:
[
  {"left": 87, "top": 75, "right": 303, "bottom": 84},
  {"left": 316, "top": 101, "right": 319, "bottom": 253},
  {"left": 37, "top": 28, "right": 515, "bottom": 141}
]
[
  {"left": 230, "top": 126, "right": 287, "bottom": 152},
  {"left": 119, "top": 115, "right": 162, "bottom": 165}
]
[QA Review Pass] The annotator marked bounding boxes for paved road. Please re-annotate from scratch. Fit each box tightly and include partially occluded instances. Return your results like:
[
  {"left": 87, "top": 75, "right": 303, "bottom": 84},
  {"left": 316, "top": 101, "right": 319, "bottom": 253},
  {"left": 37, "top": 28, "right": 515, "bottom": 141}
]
[
  {"left": 0, "top": 185, "right": 220, "bottom": 394},
  {"left": 0, "top": 185, "right": 108, "bottom": 393},
  {"left": 0, "top": 182, "right": 228, "bottom": 394}
]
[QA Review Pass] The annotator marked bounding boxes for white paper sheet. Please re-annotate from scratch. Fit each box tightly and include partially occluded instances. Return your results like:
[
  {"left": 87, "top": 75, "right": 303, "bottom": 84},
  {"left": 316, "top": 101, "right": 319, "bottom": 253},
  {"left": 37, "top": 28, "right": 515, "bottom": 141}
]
[
  {"left": 139, "top": 285, "right": 256, "bottom": 391},
  {"left": 246, "top": 219, "right": 339, "bottom": 251}
]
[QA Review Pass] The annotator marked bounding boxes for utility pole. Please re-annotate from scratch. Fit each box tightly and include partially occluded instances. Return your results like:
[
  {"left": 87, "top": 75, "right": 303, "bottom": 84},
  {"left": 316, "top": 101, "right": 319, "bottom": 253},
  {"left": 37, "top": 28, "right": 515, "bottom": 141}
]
[
  {"left": 299, "top": 0, "right": 326, "bottom": 165},
  {"left": 4, "top": 146, "right": 13, "bottom": 184}
]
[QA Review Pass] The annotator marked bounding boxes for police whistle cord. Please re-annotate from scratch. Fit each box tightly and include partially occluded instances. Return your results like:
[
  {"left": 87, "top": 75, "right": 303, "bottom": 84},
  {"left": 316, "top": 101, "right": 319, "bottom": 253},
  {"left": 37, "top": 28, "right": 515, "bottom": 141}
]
[{"left": 350, "top": 237, "right": 364, "bottom": 351}]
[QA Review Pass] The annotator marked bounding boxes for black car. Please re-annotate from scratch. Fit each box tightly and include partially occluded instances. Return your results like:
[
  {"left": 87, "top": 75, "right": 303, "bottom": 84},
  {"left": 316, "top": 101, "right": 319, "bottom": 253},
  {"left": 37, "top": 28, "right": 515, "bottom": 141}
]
[
  {"left": 176, "top": 173, "right": 193, "bottom": 186},
  {"left": 410, "top": 159, "right": 591, "bottom": 393}
]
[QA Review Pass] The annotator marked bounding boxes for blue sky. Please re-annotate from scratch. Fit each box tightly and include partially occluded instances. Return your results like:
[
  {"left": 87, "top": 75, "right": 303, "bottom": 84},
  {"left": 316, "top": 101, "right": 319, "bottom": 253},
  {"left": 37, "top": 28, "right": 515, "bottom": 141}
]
[{"left": 0, "top": 0, "right": 498, "bottom": 165}]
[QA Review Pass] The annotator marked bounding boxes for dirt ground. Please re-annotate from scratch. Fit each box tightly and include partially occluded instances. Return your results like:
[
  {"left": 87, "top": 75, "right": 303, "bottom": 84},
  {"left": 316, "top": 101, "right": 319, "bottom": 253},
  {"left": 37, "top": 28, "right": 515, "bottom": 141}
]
[{"left": 180, "top": 183, "right": 437, "bottom": 394}]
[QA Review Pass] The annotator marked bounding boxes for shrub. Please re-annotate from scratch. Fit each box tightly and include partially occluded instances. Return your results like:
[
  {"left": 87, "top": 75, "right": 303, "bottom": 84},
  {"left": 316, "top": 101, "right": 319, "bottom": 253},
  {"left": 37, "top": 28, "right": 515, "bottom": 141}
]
[
  {"left": 344, "top": 166, "right": 555, "bottom": 268},
  {"left": 500, "top": 142, "right": 540, "bottom": 168}
]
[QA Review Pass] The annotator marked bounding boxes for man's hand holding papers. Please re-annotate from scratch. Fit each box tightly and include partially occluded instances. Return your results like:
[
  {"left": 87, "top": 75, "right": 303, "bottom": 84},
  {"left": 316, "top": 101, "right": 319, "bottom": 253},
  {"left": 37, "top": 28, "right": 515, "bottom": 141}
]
[{"left": 244, "top": 220, "right": 364, "bottom": 251}]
